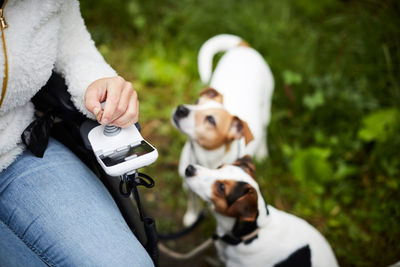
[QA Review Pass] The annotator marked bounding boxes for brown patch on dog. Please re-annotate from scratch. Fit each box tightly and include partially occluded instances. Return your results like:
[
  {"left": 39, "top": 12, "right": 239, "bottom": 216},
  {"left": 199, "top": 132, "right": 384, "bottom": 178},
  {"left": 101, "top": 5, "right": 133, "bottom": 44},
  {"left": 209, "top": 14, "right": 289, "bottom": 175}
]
[
  {"left": 211, "top": 180, "right": 258, "bottom": 221},
  {"left": 194, "top": 110, "right": 255, "bottom": 150},
  {"left": 233, "top": 155, "right": 256, "bottom": 179},
  {"left": 194, "top": 108, "right": 234, "bottom": 150},
  {"left": 228, "top": 117, "right": 254, "bottom": 145},
  {"left": 238, "top": 40, "right": 250, "bottom": 47},
  {"left": 199, "top": 87, "right": 223, "bottom": 104}
]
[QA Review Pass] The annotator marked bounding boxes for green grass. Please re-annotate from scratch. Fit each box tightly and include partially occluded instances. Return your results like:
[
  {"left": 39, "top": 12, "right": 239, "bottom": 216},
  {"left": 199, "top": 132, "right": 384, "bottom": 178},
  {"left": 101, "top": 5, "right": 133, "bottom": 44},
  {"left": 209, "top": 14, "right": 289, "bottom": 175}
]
[{"left": 81, "top": 1, "right": 400, "bottom": 266}]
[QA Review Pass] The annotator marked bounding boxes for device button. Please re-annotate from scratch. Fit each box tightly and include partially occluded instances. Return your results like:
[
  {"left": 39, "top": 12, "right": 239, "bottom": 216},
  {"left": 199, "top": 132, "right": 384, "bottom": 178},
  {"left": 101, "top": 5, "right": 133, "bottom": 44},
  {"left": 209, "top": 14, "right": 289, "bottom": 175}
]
[
  {"left": 116, "top": 146, "right": 130, "bottom": 153},
  {"left": 102, "top": 150, "right": 114, "bottom": 157},
  {"left": 125, "top": 154, "right": 138, "bottom": 161},
  {"left": 130, "top": 141, "right": 141, "bottom": 148}
]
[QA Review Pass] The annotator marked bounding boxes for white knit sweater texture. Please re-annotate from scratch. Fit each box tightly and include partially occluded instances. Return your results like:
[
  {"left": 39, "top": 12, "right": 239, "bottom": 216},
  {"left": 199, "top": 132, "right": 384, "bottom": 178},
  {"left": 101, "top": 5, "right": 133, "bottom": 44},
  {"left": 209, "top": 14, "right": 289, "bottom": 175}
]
[{"left": 0, "top": 0, "right": 117, "bottom": 171}]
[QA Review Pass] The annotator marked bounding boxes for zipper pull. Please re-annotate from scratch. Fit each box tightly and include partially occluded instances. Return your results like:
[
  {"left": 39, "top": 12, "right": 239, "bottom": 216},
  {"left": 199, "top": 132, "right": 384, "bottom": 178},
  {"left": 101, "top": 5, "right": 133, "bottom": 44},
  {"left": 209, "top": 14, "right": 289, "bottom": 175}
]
[{"left": 0, "top": 9, "right": 7, "bottom": 29}]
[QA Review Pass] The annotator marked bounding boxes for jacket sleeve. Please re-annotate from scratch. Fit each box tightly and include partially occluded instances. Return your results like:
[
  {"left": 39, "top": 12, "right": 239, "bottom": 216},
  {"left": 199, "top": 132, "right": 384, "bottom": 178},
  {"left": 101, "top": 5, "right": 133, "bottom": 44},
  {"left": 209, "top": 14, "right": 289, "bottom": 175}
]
[{"left": 54, "top": 0, "right": 117, "bottom": 119}]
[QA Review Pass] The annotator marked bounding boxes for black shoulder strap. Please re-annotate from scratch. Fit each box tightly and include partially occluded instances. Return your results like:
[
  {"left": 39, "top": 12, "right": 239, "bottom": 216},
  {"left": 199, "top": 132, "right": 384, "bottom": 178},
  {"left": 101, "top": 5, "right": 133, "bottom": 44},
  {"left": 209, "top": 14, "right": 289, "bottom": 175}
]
[{"left": 120, "top": 172, "right": 159, "bottom": 266}]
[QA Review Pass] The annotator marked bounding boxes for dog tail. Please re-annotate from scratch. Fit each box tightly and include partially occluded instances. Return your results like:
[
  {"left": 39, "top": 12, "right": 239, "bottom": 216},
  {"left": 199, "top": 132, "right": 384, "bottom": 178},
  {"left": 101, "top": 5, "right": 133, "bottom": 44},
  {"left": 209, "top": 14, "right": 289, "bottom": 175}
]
[{"left": 198, "top": 34, "right": 248, "bottom": 84}]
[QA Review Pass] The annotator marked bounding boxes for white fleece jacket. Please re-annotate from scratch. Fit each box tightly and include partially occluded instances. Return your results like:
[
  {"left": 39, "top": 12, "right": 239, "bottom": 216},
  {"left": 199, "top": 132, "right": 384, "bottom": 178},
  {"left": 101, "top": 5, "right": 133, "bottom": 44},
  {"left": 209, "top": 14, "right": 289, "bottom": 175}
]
[{"left": 0, "top": 0, "right": 117, "bottom": 171}]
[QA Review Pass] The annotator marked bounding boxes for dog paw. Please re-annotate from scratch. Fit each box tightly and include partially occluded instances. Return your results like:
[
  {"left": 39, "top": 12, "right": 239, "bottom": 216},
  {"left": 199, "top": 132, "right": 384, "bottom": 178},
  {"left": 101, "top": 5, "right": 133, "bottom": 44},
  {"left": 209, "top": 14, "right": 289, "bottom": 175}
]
[
  {"left": 183, "top": 212, "right": 198, "bottom": 227},
  {"left": 255, "top": 145, "right": 268, "bottom": 160}
]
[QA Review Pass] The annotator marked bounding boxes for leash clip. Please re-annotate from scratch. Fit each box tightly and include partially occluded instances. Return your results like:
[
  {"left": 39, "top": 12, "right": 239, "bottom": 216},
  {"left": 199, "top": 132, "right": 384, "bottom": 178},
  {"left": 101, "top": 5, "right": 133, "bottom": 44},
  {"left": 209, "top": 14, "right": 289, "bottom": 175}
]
[{"left": 119, "top": 172, "right": 154, "bottom": 197}]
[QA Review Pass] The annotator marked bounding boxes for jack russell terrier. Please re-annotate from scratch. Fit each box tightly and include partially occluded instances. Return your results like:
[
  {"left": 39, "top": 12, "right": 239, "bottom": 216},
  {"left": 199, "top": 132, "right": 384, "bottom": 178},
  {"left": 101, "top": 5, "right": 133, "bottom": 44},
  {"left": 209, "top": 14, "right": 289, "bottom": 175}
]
[
  {"left": 183, "top": 156, "right": 339, "bottom": 267},
  {"left": 172, "top": 34, "right": 274, "bottom": 225}
]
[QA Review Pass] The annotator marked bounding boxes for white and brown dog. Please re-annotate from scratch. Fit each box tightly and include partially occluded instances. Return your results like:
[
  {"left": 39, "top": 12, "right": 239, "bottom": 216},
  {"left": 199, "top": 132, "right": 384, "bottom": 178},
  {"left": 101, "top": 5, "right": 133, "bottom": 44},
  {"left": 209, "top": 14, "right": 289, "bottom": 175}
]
[
  {"left": 172, "top": 34, "right": 274, "bottom": 225},
  {"left": 183, "top": 156, "right": 339, "bottom": 267}
]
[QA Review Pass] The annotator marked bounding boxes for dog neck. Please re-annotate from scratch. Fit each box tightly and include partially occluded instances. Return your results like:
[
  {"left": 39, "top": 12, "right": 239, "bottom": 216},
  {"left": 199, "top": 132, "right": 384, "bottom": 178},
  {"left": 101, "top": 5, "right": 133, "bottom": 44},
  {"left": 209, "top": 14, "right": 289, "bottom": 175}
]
[
  {"left": 213, "top": 198, "right": 270, "bottom": 245},
  {"left": 213, "top": 213, "right": 260, "bottom": 246},
  {"left": 189, "top": 138, "right": 246, "bottom": 168}
]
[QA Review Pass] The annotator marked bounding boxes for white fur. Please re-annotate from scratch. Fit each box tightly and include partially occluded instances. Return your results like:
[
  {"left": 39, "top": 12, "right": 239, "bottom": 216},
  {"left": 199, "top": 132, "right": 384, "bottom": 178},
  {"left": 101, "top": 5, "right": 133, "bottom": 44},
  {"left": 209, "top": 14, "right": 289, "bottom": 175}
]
[
  {"left": 185, "top": 164, "right": 339, "bottom": 267},
  {"left": 175, "top": 34, "right": 274, "bottom": 225},
  {"left": 198, "top": 34, "right": 242, "bottom": 83},
  {"left": 0, "top": 0, "right": 117, "bottom": 171}
]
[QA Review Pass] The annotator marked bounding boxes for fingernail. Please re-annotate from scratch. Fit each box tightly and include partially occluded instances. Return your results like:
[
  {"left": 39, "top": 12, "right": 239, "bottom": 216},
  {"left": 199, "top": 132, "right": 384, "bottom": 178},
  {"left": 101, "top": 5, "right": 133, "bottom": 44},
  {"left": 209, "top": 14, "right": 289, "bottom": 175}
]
[
  {"left": 102, "top": 118, "right": 109, "bottom": 125},
  {"left": 93, "top": 107, "right": 100, "bottom": 115}
]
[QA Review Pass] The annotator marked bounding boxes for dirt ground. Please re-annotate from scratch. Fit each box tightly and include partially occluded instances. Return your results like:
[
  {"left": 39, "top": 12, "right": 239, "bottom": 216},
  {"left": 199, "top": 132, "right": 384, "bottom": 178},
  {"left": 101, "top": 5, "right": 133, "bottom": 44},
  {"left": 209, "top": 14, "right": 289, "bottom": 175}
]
[
  {"left": 158, "top": 243, "right": 220, "bottom": 267},
  {"left": 155, "top": 213, "right": 222, "bottom": 267},
  {"left": 132, "top": 184, "right": 221, "bottom": 267}
]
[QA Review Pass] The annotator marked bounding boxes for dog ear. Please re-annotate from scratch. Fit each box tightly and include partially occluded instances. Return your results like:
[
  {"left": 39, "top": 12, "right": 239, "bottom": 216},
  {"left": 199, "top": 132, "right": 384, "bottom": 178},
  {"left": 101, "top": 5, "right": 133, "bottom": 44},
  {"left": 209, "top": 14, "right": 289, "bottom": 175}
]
[
  {"left": 233, "top": 155, "right": 256, "bottom": 178},
  {"left": 199, "top": 87, "right": 223, "bottom": 103},
  {"left": 229, "top": 116, "right": 254, "bottom": 145},
  {"left": 226, "top": 182, "right": 258, "bottom": 221}
]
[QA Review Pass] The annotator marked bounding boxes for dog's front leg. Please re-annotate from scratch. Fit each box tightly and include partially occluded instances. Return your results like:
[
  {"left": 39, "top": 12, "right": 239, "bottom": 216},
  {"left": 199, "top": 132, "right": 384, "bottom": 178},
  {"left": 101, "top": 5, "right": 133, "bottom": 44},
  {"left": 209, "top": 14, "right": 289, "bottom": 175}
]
[
  {"left": 178, "top": 142, "right": 192, "bottom": 178},
  {"left": 182, "top": 183, "right": 203, "bottom": 226},
  {"left": 178, "top": 142, "right": 204, "bottom": 226}
]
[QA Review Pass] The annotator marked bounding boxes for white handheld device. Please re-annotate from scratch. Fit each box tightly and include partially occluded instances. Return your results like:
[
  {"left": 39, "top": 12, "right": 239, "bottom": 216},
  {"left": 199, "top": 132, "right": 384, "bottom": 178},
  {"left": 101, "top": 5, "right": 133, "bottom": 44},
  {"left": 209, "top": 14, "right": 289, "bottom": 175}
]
[{"left": 88, "top": 122, "right": 158, "bottom": 177}]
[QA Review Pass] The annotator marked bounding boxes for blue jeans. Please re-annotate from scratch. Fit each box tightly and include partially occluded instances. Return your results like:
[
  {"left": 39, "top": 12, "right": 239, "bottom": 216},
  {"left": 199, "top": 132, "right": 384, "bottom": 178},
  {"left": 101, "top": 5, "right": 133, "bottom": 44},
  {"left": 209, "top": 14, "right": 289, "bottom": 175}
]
[{"left": 0, "top": 139, "right": 154, "bottom": 267}]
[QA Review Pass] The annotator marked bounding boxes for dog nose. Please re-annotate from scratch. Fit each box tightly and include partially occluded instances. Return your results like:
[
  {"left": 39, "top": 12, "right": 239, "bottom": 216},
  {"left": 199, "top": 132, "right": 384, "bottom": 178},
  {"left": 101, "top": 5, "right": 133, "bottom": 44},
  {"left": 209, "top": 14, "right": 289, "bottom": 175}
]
[
  {"left": 185, "top": 165, "right": 196, "bottom": 177},
  {"left": 175, "top": 105, "right": 189, "bottom": 118}
]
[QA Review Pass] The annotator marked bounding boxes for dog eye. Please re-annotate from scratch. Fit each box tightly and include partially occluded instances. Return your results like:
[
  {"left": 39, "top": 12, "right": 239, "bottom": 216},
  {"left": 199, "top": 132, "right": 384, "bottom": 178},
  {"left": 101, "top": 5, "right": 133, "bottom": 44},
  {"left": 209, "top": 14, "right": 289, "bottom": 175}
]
[
  {"left": 205, "top": 115, "right": 216, "bottom": 126},
  {"left": 217, "top": 182, "right": 225, "bottom": 195}
]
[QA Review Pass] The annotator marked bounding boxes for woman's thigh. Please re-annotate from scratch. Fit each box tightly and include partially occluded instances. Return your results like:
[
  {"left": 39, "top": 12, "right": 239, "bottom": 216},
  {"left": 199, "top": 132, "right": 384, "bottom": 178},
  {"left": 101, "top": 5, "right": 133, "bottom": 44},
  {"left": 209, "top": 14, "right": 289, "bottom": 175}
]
[
  {"left": 0, "top": 219, "right": 46, "bottom": 266},
  {"left": 0, "top": 138, "right": 153, "bottom": 267}
]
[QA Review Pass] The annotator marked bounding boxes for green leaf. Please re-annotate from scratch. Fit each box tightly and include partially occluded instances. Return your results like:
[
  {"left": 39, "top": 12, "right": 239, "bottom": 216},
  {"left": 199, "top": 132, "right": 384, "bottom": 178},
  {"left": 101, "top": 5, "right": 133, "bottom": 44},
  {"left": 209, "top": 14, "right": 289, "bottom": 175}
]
[
  {"left": 357, "top": 108, "right": 399, "bottom": 142},
  {"left": 137, "top": 57, "right": 183, "bottom": 86},
  {"left": 281, "top": 143, "right": 294, "bottom": 157},
  {"left": 334, "top": 162, "right": 359, "bottom": 180},
  {"left": 291, "top": 147, "right": 333, "bottom": 184},
  {"left": 282, "top": 70, "right": 303, "bottom": 85},
  {"left": 303, "top": 90, "right": 325, "bottom": 110}
]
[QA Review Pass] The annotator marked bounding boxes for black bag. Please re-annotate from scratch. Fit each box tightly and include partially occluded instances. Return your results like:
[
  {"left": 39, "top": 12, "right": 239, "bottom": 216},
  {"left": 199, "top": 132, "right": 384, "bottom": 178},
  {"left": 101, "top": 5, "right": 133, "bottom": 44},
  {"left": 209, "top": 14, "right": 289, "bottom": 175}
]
[{"left": 22, "top": 71, "right": 88, "bottom": 160}]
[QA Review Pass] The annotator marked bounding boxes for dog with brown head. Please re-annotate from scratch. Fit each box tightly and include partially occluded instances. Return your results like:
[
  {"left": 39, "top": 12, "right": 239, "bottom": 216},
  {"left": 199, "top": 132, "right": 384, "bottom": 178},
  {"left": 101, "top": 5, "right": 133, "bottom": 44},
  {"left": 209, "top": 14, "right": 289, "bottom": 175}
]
[
  {"left": 173, "top": 87, "right": 254, "bottom": 157},
  {"left": 184, "top": 156, "right": 338, "bottom": 267}
]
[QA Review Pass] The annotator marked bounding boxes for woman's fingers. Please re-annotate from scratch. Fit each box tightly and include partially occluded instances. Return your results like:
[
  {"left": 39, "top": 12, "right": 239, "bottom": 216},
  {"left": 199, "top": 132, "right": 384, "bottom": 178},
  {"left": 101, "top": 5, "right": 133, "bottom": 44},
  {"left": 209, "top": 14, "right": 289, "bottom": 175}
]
[
  {"left": 111, "top": 97, "right": 139, "bottom": 128},
  {"left": 101, "top": 76, "right": 124, "bottom": 124},
  {"left": 85, "top": 76, "right": 139, "bottom": 128},
  {"left": 85, "top": 79, "right": 106, "bottom": 118},
  {"left": 111, "top": 83, "right": 139, "bottom": 127}
]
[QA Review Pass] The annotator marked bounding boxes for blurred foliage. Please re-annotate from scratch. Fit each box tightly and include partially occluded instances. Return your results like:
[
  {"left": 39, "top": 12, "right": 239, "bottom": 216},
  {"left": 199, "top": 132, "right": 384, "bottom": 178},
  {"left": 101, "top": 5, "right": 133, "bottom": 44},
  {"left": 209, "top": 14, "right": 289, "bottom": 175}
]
[{"left": 81, "top": 0, "right": 400, "bottom": 266}]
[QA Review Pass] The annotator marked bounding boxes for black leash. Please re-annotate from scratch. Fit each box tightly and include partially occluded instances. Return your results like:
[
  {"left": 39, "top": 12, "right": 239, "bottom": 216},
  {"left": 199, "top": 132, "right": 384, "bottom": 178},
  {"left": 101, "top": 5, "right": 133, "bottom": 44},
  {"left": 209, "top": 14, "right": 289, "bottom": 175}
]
[
  {"left": 121, "top": 171, "right": 208, "bottom": 241},
  {"left": 119, "top": 172, "right": 159, "bottom": 266},
  {"left": 157, "top": 210, "right": 207, "bottom": 240}
]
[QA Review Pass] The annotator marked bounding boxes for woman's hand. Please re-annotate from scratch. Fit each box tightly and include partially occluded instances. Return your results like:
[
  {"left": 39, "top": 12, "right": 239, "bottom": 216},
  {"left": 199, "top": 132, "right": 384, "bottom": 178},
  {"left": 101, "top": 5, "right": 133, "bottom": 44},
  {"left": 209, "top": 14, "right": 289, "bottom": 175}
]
[{"left": 85, "top": 76, "right": 139, "bottom": 128}]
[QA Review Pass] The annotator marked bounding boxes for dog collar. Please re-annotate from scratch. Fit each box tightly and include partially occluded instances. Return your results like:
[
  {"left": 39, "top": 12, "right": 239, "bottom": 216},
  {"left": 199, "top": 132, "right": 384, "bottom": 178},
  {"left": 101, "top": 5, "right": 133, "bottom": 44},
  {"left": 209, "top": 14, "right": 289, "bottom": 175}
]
[
  {"left": 212, "top": 213, "right": 260, "bottom": 246},
  {"left": 212, "top": 204, "right": 270, "bottom": 246},
  {"left": 212, "top": 227, "right": 260, "bottom": 246}
]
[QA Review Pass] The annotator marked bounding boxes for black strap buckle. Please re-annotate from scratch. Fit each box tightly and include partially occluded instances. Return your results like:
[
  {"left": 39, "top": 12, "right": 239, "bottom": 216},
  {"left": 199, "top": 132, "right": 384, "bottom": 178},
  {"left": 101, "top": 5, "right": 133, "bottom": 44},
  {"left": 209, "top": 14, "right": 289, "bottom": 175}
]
[{"left": 119, "top": 172, "right": 155, "bottom": 218}]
